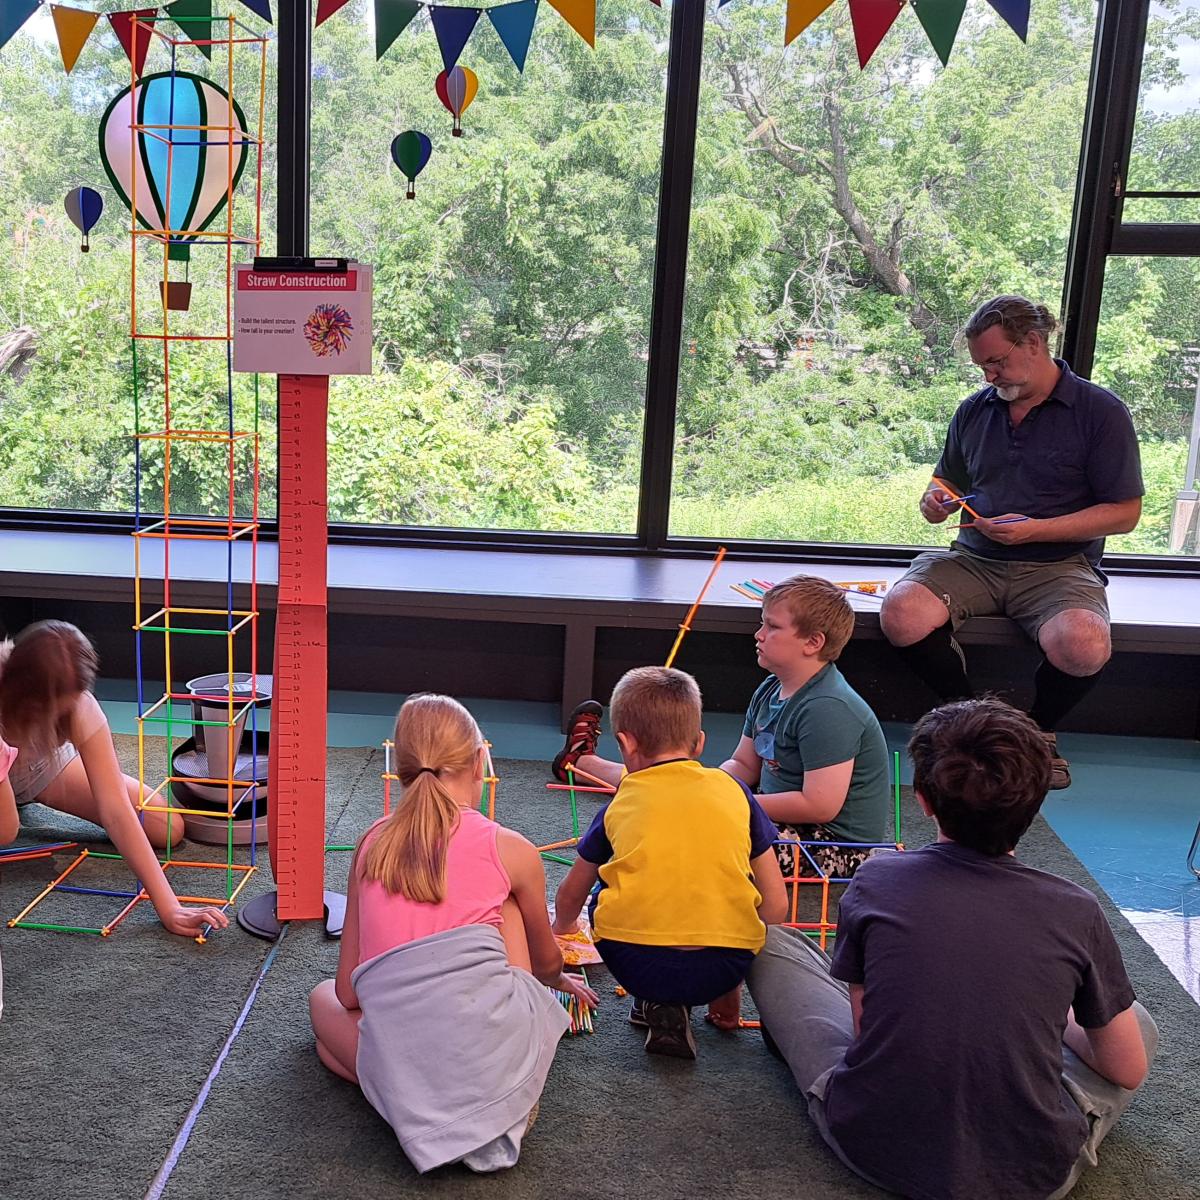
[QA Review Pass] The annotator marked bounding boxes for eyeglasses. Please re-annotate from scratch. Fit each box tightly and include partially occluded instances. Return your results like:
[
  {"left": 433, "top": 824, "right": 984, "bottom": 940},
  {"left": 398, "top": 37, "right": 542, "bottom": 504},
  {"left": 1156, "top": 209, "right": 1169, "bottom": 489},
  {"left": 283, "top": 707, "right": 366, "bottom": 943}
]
[{"left": 971, "top": 337, "right": 1022, "bottom": 376}]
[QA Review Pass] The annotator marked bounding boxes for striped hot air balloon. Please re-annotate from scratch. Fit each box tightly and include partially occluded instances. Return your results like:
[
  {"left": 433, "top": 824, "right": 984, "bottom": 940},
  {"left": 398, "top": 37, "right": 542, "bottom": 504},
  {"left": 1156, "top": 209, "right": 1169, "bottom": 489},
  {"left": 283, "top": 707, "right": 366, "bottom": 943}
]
[{"left": 98, "top": 71, "right": 249, "bottom": 264}]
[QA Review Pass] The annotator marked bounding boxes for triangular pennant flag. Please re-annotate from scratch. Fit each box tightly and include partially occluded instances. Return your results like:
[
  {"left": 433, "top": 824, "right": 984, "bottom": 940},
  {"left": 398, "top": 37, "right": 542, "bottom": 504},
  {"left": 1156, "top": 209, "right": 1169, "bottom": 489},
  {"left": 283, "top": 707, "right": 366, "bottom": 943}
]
[
  {"left": 984, "top": 0, "right": 1029, "bottom": 41},
  {"left": 487, "top": 0, "right": 537, "bottom": 72},
  {"left": 167, "top": 0, "right": 214, "bottom": 60},
  {"left": 429, "top": 5, "right": 481, "bottom": 71},
  {"left": 316, "top": 0, "right": 354, "bottom": 25},
  {"left": 847, "top": 0, "right": 905, "bottom": 68},
  {"left": 545, "top": 0, "right": 593, "bottom": 46},
  {"left": 376, "top": 0, "right": 421, "bottom": 58},
  {"left": 238, "top": 0, "right": 273, "bottom": 22},
  {"left": 784, "top": 0, "right": 835, "bottom": 45},
  {"left": 0, "top": 0, "right": 41, "bottom": 53},
  {"left": 50, "top": 5, "right": 100, "bottom": 72},
  {"left": 108, "top": 9, "right": 159, "bottom": 79},
  {"left": 913, "top": 0, "right": 966, "bottom": 65}
]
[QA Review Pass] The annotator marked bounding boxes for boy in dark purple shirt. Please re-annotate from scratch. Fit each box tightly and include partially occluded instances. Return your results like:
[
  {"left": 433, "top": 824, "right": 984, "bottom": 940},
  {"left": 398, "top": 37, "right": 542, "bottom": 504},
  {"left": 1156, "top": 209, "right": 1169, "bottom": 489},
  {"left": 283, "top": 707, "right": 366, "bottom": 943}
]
[{"left": 747, "top": 698, "right": 1157, "bottom": 1200}]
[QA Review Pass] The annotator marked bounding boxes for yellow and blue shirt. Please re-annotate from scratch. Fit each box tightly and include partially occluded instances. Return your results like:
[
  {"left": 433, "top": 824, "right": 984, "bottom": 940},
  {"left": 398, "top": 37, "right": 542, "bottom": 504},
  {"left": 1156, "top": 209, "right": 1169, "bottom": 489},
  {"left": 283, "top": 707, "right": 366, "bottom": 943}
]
[{"left": 577, "top": 758, "right": 778, "bottom": 952}]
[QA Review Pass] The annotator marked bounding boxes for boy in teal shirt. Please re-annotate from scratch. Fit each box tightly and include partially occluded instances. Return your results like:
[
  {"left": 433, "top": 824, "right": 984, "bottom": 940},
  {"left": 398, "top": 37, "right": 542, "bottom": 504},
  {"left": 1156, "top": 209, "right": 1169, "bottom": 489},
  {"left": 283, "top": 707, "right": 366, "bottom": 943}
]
[{"left": 724, "top": 575, "right": 890, "bottom": 879}]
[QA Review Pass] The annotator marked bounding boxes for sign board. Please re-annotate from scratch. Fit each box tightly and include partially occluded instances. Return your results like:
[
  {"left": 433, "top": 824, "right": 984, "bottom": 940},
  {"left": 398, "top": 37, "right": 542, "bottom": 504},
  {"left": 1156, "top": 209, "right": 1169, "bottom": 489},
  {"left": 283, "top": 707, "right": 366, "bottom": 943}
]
[{"left": 233, "top": 263, "right": 373, "bottom": 375}]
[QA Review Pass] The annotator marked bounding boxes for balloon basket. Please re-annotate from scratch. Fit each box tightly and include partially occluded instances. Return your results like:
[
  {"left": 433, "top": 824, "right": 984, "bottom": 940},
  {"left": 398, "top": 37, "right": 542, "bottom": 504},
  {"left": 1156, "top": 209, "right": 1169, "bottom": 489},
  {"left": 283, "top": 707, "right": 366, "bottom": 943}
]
[
  {"left": 406, "top": 186, "right": 415, "bottom": 200},
  {"left": 160, "top": 281, "right": 193, "bottom": 311}
]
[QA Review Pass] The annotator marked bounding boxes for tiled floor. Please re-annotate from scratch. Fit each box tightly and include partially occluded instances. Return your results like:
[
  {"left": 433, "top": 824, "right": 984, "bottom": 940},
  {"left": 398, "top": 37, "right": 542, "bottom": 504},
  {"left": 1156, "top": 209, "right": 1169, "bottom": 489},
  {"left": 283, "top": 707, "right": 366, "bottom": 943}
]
[{"left": 97, "top": 684, "right": 1200, "bottom": 1004}]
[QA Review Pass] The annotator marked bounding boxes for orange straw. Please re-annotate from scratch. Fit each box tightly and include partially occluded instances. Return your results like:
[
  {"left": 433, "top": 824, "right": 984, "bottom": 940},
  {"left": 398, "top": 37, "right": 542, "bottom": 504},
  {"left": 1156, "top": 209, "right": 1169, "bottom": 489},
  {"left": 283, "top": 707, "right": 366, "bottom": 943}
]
[
  {"left": 566, "top": 762, "right": 621, "bottom": 790},
  {"left": 664, "top": 546, "right": 727, "bottom": 669},
  {"left": 931, "top": 477, "right": 981, "bottom": 520}
]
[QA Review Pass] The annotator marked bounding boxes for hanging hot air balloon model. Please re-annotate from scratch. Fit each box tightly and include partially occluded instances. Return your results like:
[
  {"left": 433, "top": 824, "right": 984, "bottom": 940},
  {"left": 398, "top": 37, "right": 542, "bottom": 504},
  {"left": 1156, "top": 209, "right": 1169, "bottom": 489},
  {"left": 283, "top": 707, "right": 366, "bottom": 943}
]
[
  {"left": 97, "top": 71, "right": 249, "bottom": 310},
  {"left": 64, "top": 186, "right": 104, "bottom": 253},
  {"left": 435, "top": 66, "right": 478, "bottom": 137},
  {"left": 391, "top": 131, "right": 432, "bottom": 200}
]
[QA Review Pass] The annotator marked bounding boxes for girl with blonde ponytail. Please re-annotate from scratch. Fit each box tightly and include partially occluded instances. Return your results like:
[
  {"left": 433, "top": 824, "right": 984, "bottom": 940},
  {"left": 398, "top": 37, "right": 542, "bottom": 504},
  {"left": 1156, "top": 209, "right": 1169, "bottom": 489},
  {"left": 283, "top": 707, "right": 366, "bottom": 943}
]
[{"left": 309, "top": 694, "right": 597, "bottom": 1175}]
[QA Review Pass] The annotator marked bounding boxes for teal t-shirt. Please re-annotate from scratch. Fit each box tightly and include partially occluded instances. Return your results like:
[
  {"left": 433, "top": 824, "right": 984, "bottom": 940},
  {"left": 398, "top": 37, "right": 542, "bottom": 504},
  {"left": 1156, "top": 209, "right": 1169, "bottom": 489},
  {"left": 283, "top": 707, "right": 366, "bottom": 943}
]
[{"left": 742, "top": 664, "right": 890, "bottom": 845}]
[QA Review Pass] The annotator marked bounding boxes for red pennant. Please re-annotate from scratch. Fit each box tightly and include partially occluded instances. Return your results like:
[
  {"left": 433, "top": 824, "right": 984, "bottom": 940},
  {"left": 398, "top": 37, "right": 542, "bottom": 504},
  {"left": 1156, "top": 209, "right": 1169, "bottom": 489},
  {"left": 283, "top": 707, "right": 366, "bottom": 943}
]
[
  {"left": 848, "top": 0, "right": 905, "bottom": 68},
  {"left": 108, "top": 9, "right": 158, "bottom": 79},
  {"left": 315, "top": 0, "right": 353, "bottom": 25}
]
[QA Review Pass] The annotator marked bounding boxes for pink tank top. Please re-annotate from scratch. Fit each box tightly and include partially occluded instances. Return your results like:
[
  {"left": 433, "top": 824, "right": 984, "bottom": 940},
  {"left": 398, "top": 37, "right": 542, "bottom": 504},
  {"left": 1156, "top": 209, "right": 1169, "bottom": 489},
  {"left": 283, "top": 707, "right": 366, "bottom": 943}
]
[{"left": 355, "top": 807, "right": 511, "bottom": 964}]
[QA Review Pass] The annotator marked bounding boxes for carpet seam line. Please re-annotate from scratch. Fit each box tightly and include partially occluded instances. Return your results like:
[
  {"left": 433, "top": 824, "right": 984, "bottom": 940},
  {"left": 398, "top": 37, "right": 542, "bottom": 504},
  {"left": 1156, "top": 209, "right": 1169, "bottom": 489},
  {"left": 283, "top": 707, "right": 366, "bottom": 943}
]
[{"left": 142, "top": 927, "right": 290, "bottom": 1200}]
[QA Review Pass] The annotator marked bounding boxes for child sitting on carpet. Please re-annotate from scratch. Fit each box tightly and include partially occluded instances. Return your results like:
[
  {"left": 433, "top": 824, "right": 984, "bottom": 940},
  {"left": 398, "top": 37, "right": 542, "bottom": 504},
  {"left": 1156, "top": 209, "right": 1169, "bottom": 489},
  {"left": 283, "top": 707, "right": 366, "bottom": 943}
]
[
  {"left": 0, "top": 621, "right": 228, "bottom": 939},
  {"left": 552, "top": 667, "right": 787, "bottom": 1059},
  {"left": 309, "top": 693, "right": 597, "bottom": 1174},
  {"left": 747, "top": 698, "right": 1157, "bottom": 1200},
  {"left": 554, "top": 575, "right": 891, "bottom": 885}
]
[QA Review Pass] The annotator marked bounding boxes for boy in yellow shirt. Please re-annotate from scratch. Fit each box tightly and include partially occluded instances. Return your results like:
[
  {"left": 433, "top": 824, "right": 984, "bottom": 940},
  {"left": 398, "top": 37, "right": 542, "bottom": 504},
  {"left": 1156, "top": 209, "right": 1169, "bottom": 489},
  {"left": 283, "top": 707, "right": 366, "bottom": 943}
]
[{"left": 552, "top": 666, "right": 787, "bottom": 1059}]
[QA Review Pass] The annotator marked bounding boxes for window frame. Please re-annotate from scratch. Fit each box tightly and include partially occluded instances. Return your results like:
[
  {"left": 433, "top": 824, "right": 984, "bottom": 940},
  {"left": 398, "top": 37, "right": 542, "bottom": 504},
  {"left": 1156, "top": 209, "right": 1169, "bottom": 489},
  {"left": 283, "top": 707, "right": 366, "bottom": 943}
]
[{"left": 2, "top": 0, "right": 1197, "bottom": 576}]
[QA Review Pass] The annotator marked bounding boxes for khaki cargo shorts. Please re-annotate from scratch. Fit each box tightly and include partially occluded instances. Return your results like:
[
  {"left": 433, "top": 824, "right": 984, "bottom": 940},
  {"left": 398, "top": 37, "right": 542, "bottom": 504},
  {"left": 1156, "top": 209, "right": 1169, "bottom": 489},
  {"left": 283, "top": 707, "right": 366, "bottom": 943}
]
[{"left": 900, "top": 542, "right": 1109, "bottom": 642}]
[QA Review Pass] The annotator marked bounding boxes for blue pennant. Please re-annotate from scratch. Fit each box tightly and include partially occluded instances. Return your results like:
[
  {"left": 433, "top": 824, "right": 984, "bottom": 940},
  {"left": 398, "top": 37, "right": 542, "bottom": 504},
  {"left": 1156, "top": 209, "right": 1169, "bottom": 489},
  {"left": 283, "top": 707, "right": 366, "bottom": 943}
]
[
  {"left": 429, "top": 5, "right": 481, "bottom": 72},
  {"left": 984, "top": 0, "right": 1029, "bottom": 41},
  {"left": 0, "top": 0, "right": 40, "bottom": 52},
  {"left": 487, "top": 0, "right": 538, "bottom": 72},
  {"left": 237, "top": 0, "right": 274, "bottom": 23}
]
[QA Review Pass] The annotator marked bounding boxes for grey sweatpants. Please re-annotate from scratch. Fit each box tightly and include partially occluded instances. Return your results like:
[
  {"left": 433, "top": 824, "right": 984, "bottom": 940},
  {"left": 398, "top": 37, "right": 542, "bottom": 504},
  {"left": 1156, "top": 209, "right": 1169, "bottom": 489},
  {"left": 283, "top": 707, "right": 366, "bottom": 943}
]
[{"left": 746, "top": 925, "right": 1159, "bottom": 1199}]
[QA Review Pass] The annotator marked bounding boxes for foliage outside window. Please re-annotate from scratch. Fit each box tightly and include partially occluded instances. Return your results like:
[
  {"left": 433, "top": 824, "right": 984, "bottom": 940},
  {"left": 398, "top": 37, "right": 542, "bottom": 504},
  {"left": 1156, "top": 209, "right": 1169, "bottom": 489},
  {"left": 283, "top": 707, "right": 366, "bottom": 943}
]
[
  {"left": 310, "top": 0, "right": 667, "bottom": 532},
  {"left": 672, "top": 0, "right": 1198, "bottom": 556},
  {"left": 1, "top": 0, "right": 1198, "bottom": 557},
  {"left": 0, "top": 10, "right": 277, "bottom": 517}
]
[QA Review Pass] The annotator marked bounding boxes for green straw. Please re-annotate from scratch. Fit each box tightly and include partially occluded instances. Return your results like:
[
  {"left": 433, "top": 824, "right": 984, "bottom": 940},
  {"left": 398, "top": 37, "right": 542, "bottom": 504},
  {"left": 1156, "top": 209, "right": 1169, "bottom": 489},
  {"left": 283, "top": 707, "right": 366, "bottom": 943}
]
[
  {"left": 893, "top": 750, "right": 902, "bottom": 844},
  {"left": 11, "top": 921, "right": 107, "bottom": 935}
]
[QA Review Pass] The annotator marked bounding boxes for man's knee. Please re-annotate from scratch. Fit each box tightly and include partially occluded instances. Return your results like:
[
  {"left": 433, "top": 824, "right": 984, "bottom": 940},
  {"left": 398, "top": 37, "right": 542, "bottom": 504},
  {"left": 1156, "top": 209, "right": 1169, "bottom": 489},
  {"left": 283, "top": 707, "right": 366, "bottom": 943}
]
[
  {"left": 880, "top": 582, "right": 949, "bottom": 647},
  {"left": 1040, "top": 611, "right": 1111, "bottom": 676}
]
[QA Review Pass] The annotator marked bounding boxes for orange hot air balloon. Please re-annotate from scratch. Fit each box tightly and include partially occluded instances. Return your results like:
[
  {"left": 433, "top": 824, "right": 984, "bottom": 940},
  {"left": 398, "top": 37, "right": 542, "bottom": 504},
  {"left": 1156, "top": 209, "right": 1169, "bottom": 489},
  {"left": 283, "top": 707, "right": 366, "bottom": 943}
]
[{"left": 435, "top": 66, "right": 478, "bottom": 137}]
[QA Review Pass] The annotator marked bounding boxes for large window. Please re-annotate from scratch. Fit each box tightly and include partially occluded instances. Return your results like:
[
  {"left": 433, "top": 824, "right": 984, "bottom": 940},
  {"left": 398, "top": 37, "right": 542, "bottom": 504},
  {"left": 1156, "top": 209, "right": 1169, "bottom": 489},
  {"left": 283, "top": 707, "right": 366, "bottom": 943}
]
[
  {"left": 2, "top": 0, "right": 1197, "bottom": 563},
  {"left": 309, "top": 0, "right": 668, "bottom": 532},
  {"left": 0, "top": 9, "right": 277, "bottom": 517},
  {"left": 672, "top": 0, "right": 1098, "bottom": 546},
  {"left": 1093, "top": 0, "right": 1200, "bottom": 555}
]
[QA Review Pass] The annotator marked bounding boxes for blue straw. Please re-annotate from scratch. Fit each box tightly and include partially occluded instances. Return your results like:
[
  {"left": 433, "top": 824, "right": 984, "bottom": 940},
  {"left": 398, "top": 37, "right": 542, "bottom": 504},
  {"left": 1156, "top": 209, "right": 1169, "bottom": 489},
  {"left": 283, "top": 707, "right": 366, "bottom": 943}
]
[{"left": 940, "top": 493, "right": 975, "bottom": 506}]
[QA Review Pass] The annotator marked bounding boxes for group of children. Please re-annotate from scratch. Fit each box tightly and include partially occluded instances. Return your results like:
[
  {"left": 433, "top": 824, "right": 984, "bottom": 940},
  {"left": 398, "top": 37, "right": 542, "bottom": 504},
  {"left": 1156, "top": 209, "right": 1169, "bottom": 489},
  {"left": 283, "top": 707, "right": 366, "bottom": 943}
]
[
  {"left": 0, "top": 583, "right": 1157, "bottom": 1195},
  {"left": 310, "top": 572, "right": 1155, "bottom": 1194}
]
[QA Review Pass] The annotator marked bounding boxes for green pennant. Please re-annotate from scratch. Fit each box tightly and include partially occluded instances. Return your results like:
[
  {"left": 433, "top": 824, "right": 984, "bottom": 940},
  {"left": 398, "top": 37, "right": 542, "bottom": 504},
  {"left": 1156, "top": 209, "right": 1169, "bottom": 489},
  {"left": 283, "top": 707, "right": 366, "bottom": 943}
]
[
  {"left": 167, "top": 0, "right": 214, "bottom": 60},
  {"left": 913, "top": 0, "right": 967, "bottom": 66},
  {"left": 375, "top": 0, "right": 422, "bottom": 59}
]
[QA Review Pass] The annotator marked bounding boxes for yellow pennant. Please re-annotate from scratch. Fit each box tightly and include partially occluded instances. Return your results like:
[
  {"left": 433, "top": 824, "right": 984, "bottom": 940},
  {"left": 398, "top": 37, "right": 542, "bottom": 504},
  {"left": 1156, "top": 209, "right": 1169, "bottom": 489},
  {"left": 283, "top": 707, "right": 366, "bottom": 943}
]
[
  {"left": 51, "top": 4, "right": 99, "bottom": 73},
  {"left": 785, "top": 0, "right": 836, "bottom": 45},
  {"left": 546, "top": 0, "right": 595, "bottom": 46}
]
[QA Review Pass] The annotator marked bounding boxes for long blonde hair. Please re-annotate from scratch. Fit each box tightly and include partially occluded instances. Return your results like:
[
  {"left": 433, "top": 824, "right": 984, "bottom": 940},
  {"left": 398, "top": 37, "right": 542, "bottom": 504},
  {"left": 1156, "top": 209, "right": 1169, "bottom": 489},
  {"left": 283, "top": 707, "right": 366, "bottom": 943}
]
[{"left": 361, "top": 694, "right": 483, "bottom": 902}]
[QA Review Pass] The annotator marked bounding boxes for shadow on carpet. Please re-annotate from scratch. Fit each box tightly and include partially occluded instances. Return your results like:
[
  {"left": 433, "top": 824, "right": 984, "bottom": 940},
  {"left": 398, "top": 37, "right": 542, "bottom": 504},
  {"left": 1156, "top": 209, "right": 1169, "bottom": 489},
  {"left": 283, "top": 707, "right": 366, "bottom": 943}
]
[{"left": 1, "top": 745, "right": 1194, "bottom": 1199}]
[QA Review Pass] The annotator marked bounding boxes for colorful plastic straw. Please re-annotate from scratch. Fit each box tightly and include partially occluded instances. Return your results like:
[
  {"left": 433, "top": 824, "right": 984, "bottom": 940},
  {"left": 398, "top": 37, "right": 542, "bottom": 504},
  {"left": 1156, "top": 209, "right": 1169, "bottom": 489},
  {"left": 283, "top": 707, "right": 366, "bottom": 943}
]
[
  {"left": 931, "top": 476, "right": 982, "bottom": 520},
  {"left": 664, "top": 546, "right": 727, "bottom": 669}
]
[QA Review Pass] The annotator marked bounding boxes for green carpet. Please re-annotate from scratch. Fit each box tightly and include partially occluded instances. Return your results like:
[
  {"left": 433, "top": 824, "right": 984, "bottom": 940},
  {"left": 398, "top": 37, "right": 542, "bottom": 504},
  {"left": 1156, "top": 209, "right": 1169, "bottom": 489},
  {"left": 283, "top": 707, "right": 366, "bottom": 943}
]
[{"left": 0, "top": 744, "right": 1195, "bottom": 1199}]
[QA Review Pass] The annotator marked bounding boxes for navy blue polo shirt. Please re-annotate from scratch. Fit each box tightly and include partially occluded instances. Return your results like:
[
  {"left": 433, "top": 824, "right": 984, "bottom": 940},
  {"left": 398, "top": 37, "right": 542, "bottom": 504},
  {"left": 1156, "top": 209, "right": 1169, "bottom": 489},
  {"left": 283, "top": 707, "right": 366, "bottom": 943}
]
[{"left": 934, "top": 360, "right": 1143, "bottom": 566}]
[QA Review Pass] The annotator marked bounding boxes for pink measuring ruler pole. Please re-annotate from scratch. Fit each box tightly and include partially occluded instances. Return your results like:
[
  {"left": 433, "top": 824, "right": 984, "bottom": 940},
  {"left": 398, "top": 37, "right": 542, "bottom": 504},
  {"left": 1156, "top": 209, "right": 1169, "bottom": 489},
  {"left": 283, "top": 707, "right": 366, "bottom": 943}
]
[{"left": 268, "top": 374, "right": 329, "bottom": 920}]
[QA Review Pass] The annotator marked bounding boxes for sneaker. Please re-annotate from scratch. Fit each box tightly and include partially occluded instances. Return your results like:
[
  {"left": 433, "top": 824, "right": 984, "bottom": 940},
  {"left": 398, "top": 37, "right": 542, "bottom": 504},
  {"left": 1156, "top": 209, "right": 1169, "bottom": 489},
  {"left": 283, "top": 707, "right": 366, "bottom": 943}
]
[
  {"left": 552, "top": 700, "right": 603, "bottom": 783},
  {"left": 1040, "top": 731, "right": 1071, "bottom": 790},
  {"left": 628, "top": 998, "right": 649, "bottom": 1028},
  {"left": 642, "top": 1002, "right": 697, "bottom": 1060}
]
